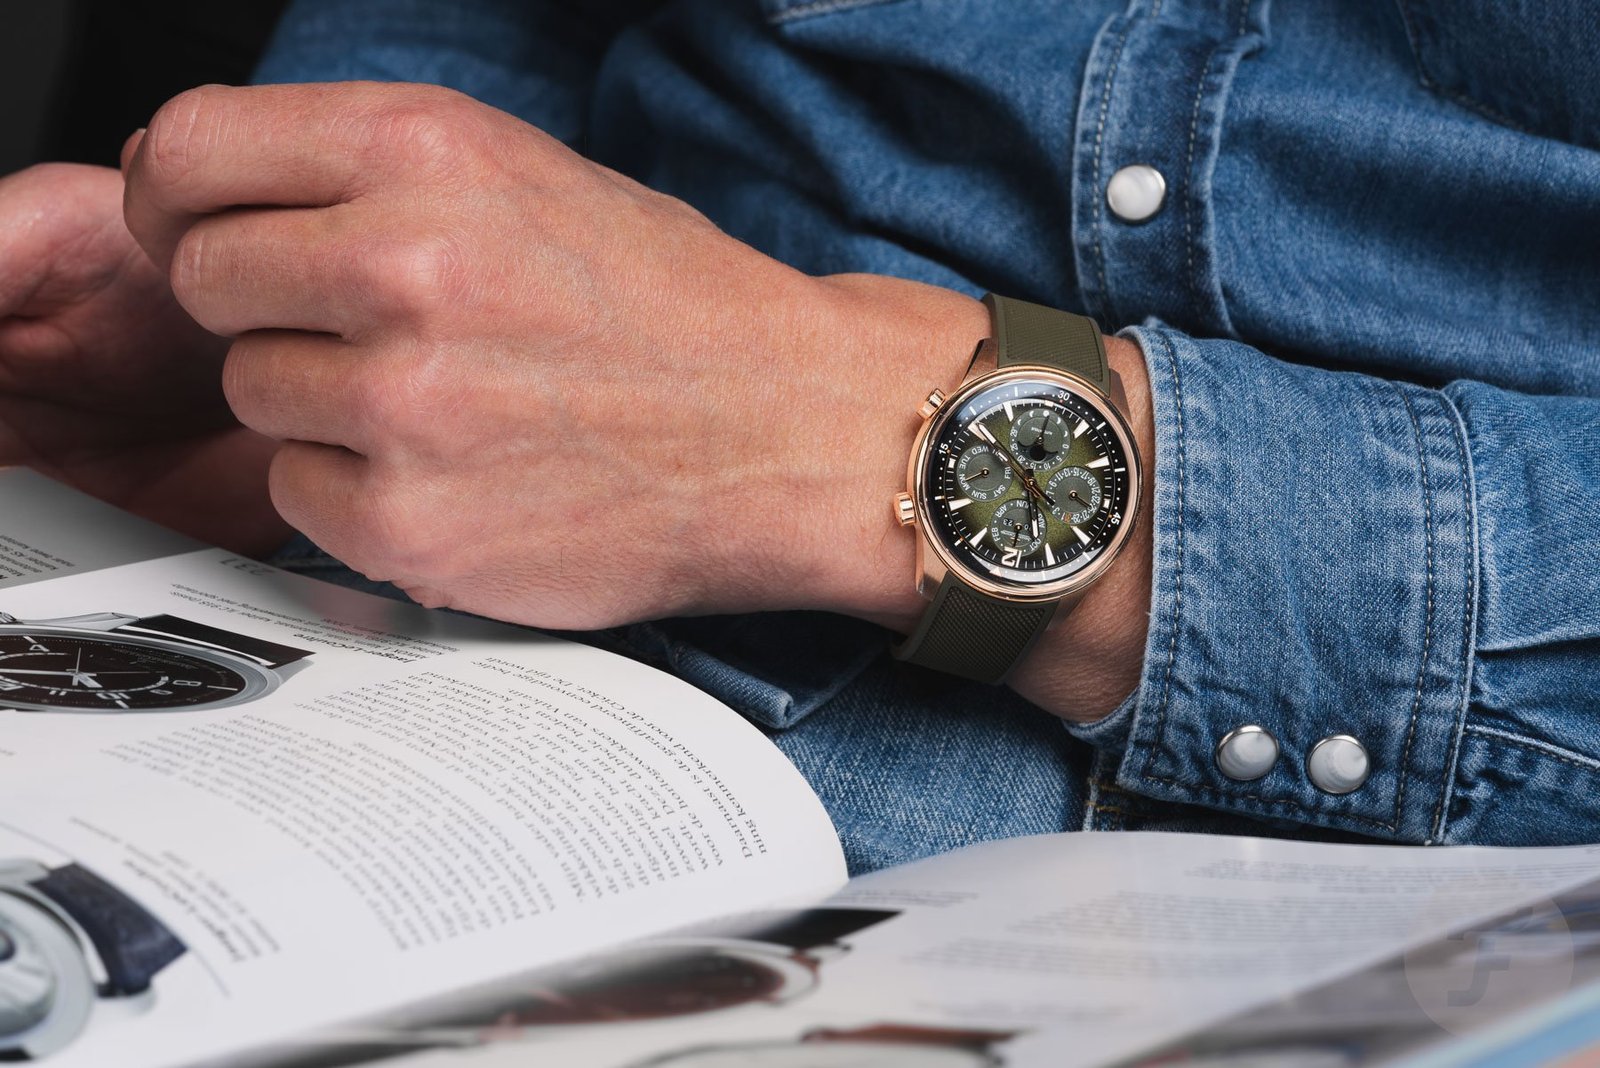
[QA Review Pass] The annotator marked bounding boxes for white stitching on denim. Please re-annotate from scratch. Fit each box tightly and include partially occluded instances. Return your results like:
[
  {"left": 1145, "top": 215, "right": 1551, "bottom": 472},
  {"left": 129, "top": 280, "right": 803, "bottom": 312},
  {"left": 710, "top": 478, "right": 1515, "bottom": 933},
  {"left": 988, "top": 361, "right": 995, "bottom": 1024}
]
[
  {"left": 1082, "top": 768, "right": 1104, "bottom": 831},
  {"left": 1136, "top": 334, "right": 1403, "bottom": 834},
  {"left": 1464, "top": 725, "right": 1600, "bottom": 775},
  {"left": 1089, "top": 16, "right": 1135, "bottom": 324},
  {"left": 1180, "top": 43, "right": 1220, "bottom": 316},
  {"left": 768, "top": 0, "right": 903, "bottom": 24},
  {"left": 1431, "top": 389, "right": 1481, "bottom": 843},
  {"left": 1141, "top": 330, "right": 1187, "bottom": 780},
  {"left": 1392, "top": 386, "right": 1436, "bottom": 835}
]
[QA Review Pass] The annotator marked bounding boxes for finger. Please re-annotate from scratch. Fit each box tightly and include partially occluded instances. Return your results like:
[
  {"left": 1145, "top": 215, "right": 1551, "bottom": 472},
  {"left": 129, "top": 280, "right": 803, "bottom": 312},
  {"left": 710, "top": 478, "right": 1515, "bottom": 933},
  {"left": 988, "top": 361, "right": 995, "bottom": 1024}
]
[
  {"left": 0, "top": 163, "right": 126, "bottom": 319},
  {"left": 267, "top": 438, "right": 374, "bottom": 564},
  {"left": 125, "top": 82, "right": 458, "bottom": 269},
  {"left": 268, "top": 440, "right": 415, "bottom": 587},
  {"left": 224, "top": 331, "right": 376, "bottom": 451},
  {"left": 170, "top": 205, "right": 378, "bottom": 338}
]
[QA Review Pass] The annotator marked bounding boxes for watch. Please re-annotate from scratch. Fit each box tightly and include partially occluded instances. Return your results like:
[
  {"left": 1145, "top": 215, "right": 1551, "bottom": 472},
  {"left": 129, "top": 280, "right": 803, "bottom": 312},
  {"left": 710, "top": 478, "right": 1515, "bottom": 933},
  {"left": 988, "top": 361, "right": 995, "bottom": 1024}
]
[
  {"left": 271, "top": 910, "right": 899, "bottom": 1068},
  {"left": 0, "top": 859, "right": 186, "bottom": 1059},
  {"left": 0, "top": 611, "right": 314, "bottom": 713},
  {"left": 435, "top": 908, "right": 894, "bottom": 1028},
  {"left": 893, "top": 293, "right": 1143, "bottom": 683},
  {"left": 631, "top": 1024, "right": 1021, "bottom": 1067}
]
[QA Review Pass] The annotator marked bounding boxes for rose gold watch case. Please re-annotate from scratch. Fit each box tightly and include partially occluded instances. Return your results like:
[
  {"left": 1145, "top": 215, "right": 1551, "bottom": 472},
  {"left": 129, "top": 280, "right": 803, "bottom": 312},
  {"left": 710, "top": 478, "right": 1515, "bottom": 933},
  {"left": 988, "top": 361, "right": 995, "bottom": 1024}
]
[{"left": 902, "top": 339, "right": 1144, "bottom": 605}]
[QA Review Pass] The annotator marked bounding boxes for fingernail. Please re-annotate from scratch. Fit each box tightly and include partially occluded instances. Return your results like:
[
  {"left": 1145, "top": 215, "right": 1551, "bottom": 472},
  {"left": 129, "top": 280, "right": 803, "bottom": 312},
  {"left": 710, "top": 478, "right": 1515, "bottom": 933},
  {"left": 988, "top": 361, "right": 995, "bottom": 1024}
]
[{"left": 120, "top": 128, "right": 147, "bottom": 174}]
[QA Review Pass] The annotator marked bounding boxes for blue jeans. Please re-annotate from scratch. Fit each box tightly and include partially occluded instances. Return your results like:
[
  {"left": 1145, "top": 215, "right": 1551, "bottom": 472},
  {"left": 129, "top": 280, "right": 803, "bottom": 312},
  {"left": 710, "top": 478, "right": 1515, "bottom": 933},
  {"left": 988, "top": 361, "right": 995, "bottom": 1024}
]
[{"left": 257, "top": 0, "right": 1600, "bottom": 860}]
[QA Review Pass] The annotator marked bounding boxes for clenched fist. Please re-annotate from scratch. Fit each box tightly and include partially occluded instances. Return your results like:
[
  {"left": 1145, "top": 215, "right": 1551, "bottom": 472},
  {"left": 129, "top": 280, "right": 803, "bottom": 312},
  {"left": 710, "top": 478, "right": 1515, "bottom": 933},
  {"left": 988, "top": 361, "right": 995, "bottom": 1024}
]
[
  {"left": 120, "top": 81, "right": 1154, "bottom": 722},
  {"left": 121, "top": 83, "right": 988, "bottom": 628}
]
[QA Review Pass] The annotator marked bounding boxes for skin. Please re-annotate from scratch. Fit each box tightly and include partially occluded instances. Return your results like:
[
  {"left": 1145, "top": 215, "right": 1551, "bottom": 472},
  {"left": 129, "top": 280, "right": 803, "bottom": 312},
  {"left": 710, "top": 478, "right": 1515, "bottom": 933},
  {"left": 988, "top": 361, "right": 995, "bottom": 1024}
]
[{"left": 0, "top": 82, "right": 1154, "bottom": 724}]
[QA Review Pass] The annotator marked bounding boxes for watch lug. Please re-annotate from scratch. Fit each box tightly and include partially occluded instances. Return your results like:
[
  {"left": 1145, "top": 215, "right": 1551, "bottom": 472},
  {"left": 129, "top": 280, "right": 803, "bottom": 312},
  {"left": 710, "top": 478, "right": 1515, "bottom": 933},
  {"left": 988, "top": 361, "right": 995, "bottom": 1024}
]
[
  {"left": 965, "top": 337, "right": 999, "bottom": 381},
  {"left": 916, "top": 544, "right": 948, "bottom": 599},
  {"left": 1108, "top": 367, "right": 1131, "bottom": 411}
]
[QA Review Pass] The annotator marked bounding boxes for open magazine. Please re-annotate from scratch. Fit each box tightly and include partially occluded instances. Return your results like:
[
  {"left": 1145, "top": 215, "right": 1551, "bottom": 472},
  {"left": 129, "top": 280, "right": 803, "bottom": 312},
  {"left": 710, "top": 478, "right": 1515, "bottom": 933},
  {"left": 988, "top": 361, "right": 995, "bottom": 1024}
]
[{"left": 3, "top": 467, "right": 1600, "bottom": 1068}]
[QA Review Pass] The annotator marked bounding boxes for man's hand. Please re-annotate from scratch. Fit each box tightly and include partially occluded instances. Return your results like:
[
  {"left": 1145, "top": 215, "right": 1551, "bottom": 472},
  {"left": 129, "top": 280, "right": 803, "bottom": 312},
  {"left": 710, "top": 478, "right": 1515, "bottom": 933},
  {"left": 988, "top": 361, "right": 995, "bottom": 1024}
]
[
  {"left": 0, "top": 163, "right": 289, "bottom": 553},
  {"left": 122, "top": 81, "right": 1153, "bottom": 722}
]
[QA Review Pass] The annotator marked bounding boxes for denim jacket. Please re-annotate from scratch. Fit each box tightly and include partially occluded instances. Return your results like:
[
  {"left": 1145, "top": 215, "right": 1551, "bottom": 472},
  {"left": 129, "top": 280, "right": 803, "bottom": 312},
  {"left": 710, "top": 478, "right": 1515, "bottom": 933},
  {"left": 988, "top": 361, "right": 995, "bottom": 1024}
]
[{"left": 257, "top": 0, "right": 1600, "bottom": 848}]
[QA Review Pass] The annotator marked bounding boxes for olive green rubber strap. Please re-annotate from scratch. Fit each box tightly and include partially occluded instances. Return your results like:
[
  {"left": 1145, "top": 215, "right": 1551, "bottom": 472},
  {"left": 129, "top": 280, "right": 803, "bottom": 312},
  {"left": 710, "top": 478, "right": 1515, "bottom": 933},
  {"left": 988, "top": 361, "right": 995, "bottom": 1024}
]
[
  {"left": 983, "top": 293, "right": 1111, "bottom": 392},
  {"left": 894, "top": 293, "right": 1106, "bottom": 683},
  {"left": 895, "top": 576, "right": 1059, "bottom": 683}
]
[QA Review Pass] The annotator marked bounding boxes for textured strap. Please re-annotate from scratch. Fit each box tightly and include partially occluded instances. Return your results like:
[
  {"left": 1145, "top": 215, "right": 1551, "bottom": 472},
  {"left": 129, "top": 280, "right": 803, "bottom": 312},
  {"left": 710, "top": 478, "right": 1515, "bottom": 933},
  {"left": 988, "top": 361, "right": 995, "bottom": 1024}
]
[
  {"left": 32, "top": 864, "right": 186, "bottom": 995},
  {"left": 118, "top": 614, "right": 313, "bottom": 668},
  {"left": 983, "top": 293, "right": 1110, "bottom": 391},
  {"left": 894, "top": 577, "right": 1058, "bottom": 683},
  {"left": 895, "top": 294, "right": 1103, "bottom": 683}
]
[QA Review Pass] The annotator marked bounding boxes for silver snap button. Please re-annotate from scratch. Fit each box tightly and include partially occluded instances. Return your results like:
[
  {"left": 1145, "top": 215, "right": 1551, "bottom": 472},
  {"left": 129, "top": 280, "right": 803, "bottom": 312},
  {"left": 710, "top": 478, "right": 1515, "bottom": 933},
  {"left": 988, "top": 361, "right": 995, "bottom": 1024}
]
[
  {"left": 1215, "top": 725, "right": 1279, "bottom": 782},
  {"left": 1106, "top": 164, "right": 1166, "bottom": 223},
  {"left": 1307, "top": 734, "right": 1371, "bottom": 794}
]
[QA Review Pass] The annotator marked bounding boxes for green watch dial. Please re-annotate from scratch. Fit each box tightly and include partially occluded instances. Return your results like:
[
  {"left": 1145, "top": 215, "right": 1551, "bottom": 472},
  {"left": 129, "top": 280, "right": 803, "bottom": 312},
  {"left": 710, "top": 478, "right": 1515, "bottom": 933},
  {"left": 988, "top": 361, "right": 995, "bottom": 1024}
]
[{"left": 921, "top": 376, "right": 1133, "bottom": 587}]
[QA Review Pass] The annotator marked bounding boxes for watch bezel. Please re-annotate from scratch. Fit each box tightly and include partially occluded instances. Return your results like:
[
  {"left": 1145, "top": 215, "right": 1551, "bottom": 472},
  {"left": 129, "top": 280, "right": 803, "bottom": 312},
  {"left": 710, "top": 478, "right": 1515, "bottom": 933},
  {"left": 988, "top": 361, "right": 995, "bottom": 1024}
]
[{"left": 906, "top": 362, "right": 1143, "bottom": 604}]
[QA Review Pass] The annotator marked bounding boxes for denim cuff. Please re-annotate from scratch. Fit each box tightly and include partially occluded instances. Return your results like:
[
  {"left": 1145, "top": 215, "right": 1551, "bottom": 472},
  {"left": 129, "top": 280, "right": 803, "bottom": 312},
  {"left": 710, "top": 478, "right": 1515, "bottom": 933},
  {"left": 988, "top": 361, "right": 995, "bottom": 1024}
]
[
  {"left": 1095, "top": 322, "right": 1478, "bottom": 843},
  {"left": 1064, "top": 689, "right": 1137, "bottom": 750}
]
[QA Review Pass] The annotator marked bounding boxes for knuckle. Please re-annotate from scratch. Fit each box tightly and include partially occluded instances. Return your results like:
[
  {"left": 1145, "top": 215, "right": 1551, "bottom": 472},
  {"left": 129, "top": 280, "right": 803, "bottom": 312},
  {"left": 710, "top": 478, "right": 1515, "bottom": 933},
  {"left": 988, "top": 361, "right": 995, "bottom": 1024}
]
[
  {"left": 361, "top": 232, "right": 469, "bottom": 319},
  {"left": 374, "top": 95, "right": 474, "bottom": 173}
]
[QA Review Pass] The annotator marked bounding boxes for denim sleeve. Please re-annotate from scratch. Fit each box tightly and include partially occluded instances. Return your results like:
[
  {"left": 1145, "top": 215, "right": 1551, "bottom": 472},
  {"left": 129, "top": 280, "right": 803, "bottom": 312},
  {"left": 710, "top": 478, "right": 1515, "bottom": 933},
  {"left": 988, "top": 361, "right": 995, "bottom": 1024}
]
[
  {"left": 1070, "top": 321, "right": 1600, "bottom": 847},
  {"left": 252, "top": 0, "right": 662, "bottom": 145}
]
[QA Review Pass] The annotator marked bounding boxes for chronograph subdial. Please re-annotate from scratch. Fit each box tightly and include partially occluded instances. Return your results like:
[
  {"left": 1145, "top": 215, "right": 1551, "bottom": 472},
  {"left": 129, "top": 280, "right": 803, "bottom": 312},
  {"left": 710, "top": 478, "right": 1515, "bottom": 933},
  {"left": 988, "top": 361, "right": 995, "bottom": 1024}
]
[
  {"left": 954, "top": 444, "right": 1014, "bottom": 502},
  {"left": 1008, "top": 406, "right": 1071, "bottom": 470},
  {"left": 988, "top": 499, "right": 1046, "bottom": 560},
  {"left": 1045, "top": 467, "right": 1103, "bottom": 526}
]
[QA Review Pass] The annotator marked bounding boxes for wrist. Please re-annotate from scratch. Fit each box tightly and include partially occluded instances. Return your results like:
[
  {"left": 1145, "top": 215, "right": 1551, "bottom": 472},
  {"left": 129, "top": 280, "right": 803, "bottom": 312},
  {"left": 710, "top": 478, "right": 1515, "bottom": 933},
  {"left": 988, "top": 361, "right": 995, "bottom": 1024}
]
[
  {"left": 775, "top": 273, "right": 989, "bottom": 628},
  {"left": 1007, "top": 330, "right": 1155, "bottom": 724},
  {"left": 779, "top": 276, "right": 1154, "bottom": 724}
]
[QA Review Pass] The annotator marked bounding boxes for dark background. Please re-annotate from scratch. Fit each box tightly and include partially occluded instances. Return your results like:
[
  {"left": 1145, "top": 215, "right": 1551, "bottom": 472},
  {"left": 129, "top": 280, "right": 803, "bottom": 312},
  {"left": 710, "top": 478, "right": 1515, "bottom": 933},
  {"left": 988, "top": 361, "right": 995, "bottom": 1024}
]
[{"left": 0, "top": 1, "right": 288, "bottom": 175}]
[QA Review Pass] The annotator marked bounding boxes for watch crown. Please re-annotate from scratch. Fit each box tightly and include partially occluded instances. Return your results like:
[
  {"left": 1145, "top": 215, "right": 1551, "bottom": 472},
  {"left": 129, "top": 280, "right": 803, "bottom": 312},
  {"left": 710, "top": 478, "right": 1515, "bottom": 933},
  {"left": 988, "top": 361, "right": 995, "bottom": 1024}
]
[
  {"left": 894, "top": 493, "right": 916, "bottom": 527},
  {"left": 918, "top": 389, "right": 946, "bottom": 420}
]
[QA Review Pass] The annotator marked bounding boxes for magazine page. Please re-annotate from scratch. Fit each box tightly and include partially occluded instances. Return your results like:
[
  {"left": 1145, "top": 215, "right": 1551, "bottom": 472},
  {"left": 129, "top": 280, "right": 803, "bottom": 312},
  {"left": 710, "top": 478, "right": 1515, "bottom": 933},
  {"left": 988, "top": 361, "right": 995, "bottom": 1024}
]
[
  {"left": 282, "top": 832, "right": 1600, "bottom": 1068},
  {"left": 0, "top": 468, "right": 203, "bottom": 590},
  {"left": 0, "top": 546, "right": 846, "bottom": 1068},
  {"left": 1111, "top": 862, "right": 1600, "bottom": 1067}
]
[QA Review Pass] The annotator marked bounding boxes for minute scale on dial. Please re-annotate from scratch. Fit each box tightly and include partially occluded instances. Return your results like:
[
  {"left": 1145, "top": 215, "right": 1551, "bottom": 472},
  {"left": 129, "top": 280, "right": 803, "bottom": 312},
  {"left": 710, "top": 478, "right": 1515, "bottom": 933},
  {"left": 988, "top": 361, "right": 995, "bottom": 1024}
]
[{"left": 925, "top": 381, "right": 1130, "bottom": 586}]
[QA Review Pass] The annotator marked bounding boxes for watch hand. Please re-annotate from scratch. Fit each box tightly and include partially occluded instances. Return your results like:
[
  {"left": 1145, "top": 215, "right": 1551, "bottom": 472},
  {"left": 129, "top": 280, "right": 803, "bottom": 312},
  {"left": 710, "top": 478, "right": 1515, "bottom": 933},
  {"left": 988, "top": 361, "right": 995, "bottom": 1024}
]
[
  {"left": 993, "top": 442, "right": 1048, "bottom": 505},
  {"left": 0, "top": 669, "right": 157, "bottom": 677}
]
